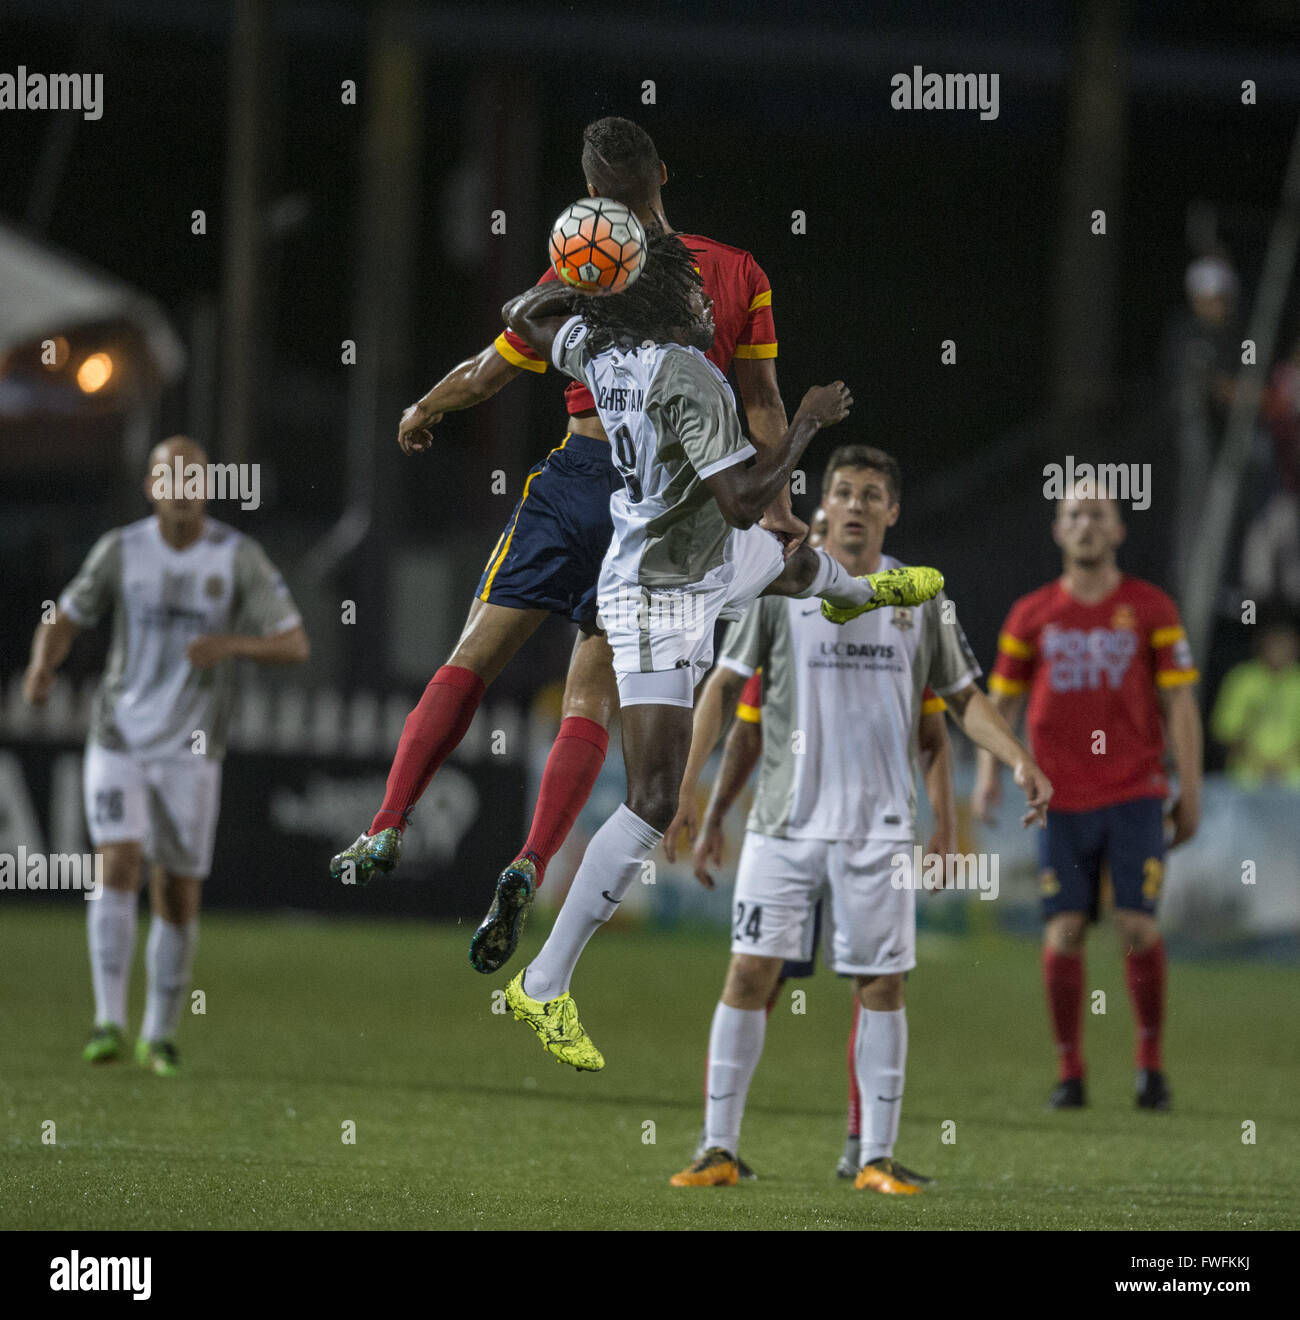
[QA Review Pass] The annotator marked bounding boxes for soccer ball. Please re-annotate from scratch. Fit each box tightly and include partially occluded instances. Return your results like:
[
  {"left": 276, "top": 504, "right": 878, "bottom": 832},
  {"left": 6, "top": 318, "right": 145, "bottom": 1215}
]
[{"left": 549, "top": 198, "right": 646, "bottom": 293}]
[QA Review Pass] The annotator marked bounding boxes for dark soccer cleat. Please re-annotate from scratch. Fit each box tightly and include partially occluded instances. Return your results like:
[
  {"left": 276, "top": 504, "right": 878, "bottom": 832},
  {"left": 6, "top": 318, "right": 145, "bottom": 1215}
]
[
  {"left": 1046, "top": 1077, "right": 1086, "bottom": 1109},
  {"left": 329, "top": 828, "right": 402, "bottom": 887},
  {"left": 469, "top": 856, "right": 538, "bottom": 974},
  {"left": 855, "top": 1156, "right": 924, "bottom": 1195},
  {"left": 1136, "top": 1069, "right": 1171, "bottom": 1111},
  {"left": 835, "top": 1134, "right": 860, "bottom": 1180}
]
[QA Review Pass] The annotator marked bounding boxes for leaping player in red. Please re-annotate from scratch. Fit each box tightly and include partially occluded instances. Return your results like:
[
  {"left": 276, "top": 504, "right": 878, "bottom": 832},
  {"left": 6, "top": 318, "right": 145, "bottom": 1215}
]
[{"left": 972, "top": 496, "right": 1203, "bottom": 1111}]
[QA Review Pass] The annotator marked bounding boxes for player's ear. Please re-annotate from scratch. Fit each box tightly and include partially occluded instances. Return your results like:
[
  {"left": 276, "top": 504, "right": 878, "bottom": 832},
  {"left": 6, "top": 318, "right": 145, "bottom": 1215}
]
[
  {"left": 659, "top": 160, "right": 668, "bottom": 186},
  {"left": 885, "top": 501, "right": 900, "bottom": 528},
  {"left": 586, "top": 182, "right": 598, "bottom": 197}
]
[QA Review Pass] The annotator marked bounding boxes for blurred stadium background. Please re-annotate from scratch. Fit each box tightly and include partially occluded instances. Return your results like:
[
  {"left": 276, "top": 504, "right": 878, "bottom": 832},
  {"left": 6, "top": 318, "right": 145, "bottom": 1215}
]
[{"left": 3, "top": 2, "right": 1299, "bottom": 950}]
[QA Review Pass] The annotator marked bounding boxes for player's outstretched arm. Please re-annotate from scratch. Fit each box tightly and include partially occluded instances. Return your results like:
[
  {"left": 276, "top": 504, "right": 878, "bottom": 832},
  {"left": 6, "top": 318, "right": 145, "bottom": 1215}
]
[
  {"left": 732, "top": 358, "right": 806, "bottom": 552},
  {"left": 971, "top": 688, "right": 1026, "bottom": 823},
  {"left": 398, "top": 346, "right": 525, "bottom": 455},
  {"left": 663, "top": 664, "right": 747, "bottom": 863},
  {"left": 500, "top": 283, "right": 583, "bottom": 364},
  {"left": 918, "top": 710, "right": 958, "bottom": 861},
  {"left": 186, "top": 624, "right": 310, "bottom": 670},
  {"left": 705, "top": 382, "right": 851, "bottom": 529},
  {"left": 1159, "top": 683, "right": 1203, "bottom": 847},
  {"left": 944, "top": 682, "right": 1051, "bottom": 827},
  {"left": 22, "top": 608, "right": 82, "bottom": 706}
]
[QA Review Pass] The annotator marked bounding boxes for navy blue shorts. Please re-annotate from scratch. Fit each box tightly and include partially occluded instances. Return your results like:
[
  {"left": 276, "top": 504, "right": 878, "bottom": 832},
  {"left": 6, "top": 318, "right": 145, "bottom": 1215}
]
[
  {"left": 476, "top": 432, "right": 619, "bottom": 627},
  {"left": 1039, "top": 798, "right": 1167, "bottom": 921}
]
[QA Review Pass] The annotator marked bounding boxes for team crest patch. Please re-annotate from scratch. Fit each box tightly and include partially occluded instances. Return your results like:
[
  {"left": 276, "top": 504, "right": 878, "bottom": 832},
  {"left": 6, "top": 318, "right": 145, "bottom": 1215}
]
[
  {"left": 204, "top": 575, "right": 225, "bottom": 600},
  {"left": 1110, "top": 603, "right": 1137, "bottom": 630},
  {"left": 891, "top": 607, "right": 914, "bottom": 630}
]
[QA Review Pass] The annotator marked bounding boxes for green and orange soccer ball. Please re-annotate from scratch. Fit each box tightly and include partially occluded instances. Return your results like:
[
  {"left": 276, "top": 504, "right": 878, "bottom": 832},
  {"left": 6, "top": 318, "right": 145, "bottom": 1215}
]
[{"left": 549, "top": 197, "right": 647, "bottom": 294}]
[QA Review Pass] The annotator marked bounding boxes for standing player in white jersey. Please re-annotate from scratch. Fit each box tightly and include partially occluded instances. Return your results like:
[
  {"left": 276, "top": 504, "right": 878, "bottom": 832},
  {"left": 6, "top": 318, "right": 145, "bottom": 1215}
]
[
  {"left": 21, "top": 436, "right": 309, "bottom": 1075},
  {"left": 495, "top": 236, "right": 945, "bottom": 1070},
  {"left": 664, "top": 446, "right": 1053, "bottom": 1191}
]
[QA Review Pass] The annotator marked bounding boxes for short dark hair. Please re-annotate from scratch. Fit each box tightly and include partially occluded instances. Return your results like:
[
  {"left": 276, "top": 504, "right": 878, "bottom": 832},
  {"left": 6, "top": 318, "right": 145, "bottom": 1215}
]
[
  {"left": 581, "top": 233, "right": 703, "bottom": 355},
  {"left": 821, "top": 444, "right": 901, "bottom": 502},
  {"left": 582, "top": 117, "right": 661, "bottom": 206}
]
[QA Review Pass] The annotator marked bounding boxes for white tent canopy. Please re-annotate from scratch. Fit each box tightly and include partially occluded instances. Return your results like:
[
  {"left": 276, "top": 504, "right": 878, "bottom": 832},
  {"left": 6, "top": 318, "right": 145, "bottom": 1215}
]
[{"left": 0, "top": 221, "right": 185, "bottom": 383}]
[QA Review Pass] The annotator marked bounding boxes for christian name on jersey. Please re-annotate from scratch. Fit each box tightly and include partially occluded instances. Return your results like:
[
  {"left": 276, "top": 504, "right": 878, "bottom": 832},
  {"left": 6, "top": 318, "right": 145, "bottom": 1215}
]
[{"left": 1042, "top": 624, "right": 1138, "bottom": 691}]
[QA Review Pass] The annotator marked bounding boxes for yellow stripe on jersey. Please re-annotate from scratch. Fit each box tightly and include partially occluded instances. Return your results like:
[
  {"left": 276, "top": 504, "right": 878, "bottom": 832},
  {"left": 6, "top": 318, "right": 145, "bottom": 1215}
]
[
  {"left": 733, "top": 342, "right": 778, "bottom": 360},
  {"left": 989, "top": 673, "right": 1028, "bottom": 696},
  {"left": 921, "top": 696, "right": 947, "bottom": 715},
  {"left": 479, "top": 435, "right": 571, "bottom": 600},
  {"left": 493, "top": 332, "right": 548, "bottom": 373},
  {"left": 747, "top": 290, "right": 773, "bottom": 313},
  {"left": 1150, "top": 625, "right": 1185, "bottom": 649},
  {"left": 998, "top": 631, "right": 1034, "bottom": 660},
  {"left": 1156, "top": 668, "right": 1199, "bottom": 687},
  {"left": 736, "top": 703, "right": 761, "bottom": 724}
]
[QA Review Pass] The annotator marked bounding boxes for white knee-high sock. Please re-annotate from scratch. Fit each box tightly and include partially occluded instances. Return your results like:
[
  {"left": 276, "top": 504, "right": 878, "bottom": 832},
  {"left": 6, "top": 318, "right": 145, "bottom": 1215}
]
[
  {"left": 87, "top": 888, "right": 138, "bottom": 1029},
  {"left": 795, "top": 548, "right": 874, "bottom": 606},
  {"left": 856, "top": 1007, "right": 908, "bottom": 1163},
  {"left": 140, "top": 917, "right": 199, "bottom": 1042},
  {"left": 704, "top": 1003, "right": 767, "bottom": 1156},
  {"left": 523, "top": 804, "right": 662, "bottom": 1003}
]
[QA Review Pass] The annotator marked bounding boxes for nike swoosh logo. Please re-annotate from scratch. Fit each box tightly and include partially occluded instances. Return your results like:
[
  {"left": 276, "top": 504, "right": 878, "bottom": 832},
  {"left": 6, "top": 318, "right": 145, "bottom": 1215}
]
[
  {"left": 601, "top": 890, "right": 621, "bottom": 905},
  {"left": 877, "top": 1094, "right": 903, "bottom": 1102},
  {"left": 802, "top": 606, "right": 821, "bottom": 615},
  {"left": 709, "top": 1093, "right": 736, "bottom": 1100}
]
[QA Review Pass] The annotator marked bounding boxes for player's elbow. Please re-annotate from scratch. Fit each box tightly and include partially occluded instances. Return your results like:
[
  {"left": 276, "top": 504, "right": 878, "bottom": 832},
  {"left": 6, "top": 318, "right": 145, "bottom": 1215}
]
[{"left": 285, "top": 627, "right": 310, "bottom": 664}]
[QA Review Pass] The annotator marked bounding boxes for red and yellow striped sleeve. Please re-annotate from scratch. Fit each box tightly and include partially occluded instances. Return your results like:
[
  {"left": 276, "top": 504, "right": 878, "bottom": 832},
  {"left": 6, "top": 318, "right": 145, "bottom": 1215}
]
[
  {"left": 1150, "top": 607, "right": 1199, "bottom": 688},
  {"left": 921, "top": 685, "right": 946, "bottom": 715},
  {"left": 736, "top": 670, "right": 763, "bottom": 723},
  {"left": 492, "top": 266, "right": 562, "bottom": 372},
  {"left": 733, "top": 256, "right": 777, "bottom": 360},
  {"left": 989, "top": 602, "right": 1036, "bottom": 697}
]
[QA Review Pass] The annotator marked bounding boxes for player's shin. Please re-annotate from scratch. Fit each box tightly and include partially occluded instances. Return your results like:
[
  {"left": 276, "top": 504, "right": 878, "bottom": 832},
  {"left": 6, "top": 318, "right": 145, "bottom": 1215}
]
[
  {"left": 856, "top": 1007, "right": 908, "bottom": 1164},
  {"left": 87, "top": 888, "right": 138, "bottom": 1031},
  {"left": 704, "top": 1002, "right": 767, "bottom": 1157},
  {"left": 521, "top": 803, "right": 661, "bottom": 1003},
  {"left": 519, "top": 716, "right": 610, "bottom": 884},
  {"left": 140, "top": 916, "right": 199, "bottom": 1042}
]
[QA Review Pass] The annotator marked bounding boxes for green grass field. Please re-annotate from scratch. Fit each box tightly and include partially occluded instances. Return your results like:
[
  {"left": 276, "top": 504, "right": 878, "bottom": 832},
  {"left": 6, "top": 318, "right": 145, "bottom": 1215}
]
[{"left": 1, "top": 905, "right": 1295, "bottom": 1230}]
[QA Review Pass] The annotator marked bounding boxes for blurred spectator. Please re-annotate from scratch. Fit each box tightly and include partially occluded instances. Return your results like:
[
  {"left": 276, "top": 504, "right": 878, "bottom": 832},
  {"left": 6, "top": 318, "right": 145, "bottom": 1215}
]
[
  {"left": 1162, "top": 253, "right": 1243, "bottom": 599},
  {"left": 1210, "top": 620, "right": 1300, "bottom": 787},
  {"left": 1243, "top": 333, "right": 1300, "bottom": 609}
]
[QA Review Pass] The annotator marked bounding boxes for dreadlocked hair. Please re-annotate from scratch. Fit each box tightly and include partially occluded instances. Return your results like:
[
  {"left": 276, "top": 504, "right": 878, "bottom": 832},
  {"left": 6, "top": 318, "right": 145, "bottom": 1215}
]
[
  {"left": 581, "top": 233, "right": 703, "bottom": 355},
  {"left": 581, "top": 116, "right": 660, "bottom": 203}
]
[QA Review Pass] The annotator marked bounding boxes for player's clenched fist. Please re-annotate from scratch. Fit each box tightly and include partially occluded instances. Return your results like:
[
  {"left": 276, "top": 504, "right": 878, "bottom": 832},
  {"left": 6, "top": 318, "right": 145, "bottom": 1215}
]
[
  {"left": 796, "top": 381, "right": 853, "bottom": 428},
  {"left": 398, "top": 398, "right": 443, "bottom": 455}
]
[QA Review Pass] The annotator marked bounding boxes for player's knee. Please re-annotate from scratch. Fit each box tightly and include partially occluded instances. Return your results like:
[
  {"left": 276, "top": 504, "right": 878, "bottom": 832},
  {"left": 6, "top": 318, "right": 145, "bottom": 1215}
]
[
  {"left": 723, "top": 955, "right": 780, "bottom": 1008},
  {"left": 857, "top": 972, "right": 905, "bottom": 1011},
  {"left": 97, "top": 845, "right": 142, "bottom": 893},
  {"left": 626, "top": 786, "right": 676, "bottom": 834},
  {"left": 1046, "top": 914, "right": 1086, "bottom": 953},
  {"left": 1117, "top": 911, "right": 1159, "bottom": 952}
]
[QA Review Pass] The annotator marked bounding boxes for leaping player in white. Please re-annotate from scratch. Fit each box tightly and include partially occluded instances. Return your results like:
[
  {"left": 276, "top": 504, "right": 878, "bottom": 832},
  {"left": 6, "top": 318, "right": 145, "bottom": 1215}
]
[
  {"left": 664, "top": 445, "right": 1052, "bottom": 1191},
  {"left": 22, "top": 435, "right": 309, "bottom": 1075}
]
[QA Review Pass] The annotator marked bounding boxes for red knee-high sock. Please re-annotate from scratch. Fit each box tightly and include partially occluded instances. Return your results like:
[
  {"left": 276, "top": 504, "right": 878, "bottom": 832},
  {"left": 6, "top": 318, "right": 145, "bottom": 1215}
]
[
  {"left": 370, "top": 666, "right": 485, "bottom": 835},
  {"left": 1124, "top": 938, "right": 1166, "bottom": 1071},
  {"left": 520, "top": 716, "right": 609, "bottom": 886},
  {"left": 847, "top": 998, "right": 862, "bottom": 1137},
  {"left": 1043, "top": 948, "right": 1085, "bottom": 1081}
]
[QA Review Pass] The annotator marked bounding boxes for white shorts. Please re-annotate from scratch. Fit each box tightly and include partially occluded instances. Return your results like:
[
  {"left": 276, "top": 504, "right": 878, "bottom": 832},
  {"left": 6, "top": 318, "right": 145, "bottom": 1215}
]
[
  {"left": 598, "top": 524, "right": 786, "bottom": 707},
  {"left": 83, "top": 744, "right": 223, "bottom": 878},
  {"left": 730, "top": 831, "right": 916, "bottom": 975}
]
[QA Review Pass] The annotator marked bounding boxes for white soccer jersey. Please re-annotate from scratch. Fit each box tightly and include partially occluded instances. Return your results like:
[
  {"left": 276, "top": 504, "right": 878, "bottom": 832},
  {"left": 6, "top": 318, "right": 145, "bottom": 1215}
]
[
  {"left": 718, "top": 556, "right": 981, "bottom": 840},
  {"left": 59, "top": 516, "right": 301, "bottom": 760},
  {"left": 551, "top": 314, "right": 756, "bottom": 589}
]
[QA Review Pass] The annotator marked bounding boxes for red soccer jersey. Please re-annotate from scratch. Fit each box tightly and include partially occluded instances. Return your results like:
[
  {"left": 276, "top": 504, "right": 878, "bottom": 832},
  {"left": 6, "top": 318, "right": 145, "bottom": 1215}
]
[
  {"left": 989, "top": 575, "right": 1198, "bottom": 812},
  {"left": 493, "top": 232, "right": 777, "bottom": 414}
]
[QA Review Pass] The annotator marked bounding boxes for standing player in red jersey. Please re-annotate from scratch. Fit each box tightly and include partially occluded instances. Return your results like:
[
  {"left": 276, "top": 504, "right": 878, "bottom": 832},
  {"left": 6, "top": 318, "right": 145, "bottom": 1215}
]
[
  {"left": 972, "top": 497, "right": 1203, "bottom": 1111},
  {"left": 330, "top": 117, "right": 805, "bottom": 978}
]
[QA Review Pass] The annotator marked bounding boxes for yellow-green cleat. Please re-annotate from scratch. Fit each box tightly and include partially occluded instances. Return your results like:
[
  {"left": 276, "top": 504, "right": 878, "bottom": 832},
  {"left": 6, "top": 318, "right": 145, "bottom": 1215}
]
[
  {"left": 329, "top": 827, "right": 402, "bottom": 886},
  {"left": 504, "top": 971, "right": 605, "bottom": 1072},
  {"left": 135, "top": 1037, "right": 181, "bottom": 1077},
  {"left": 821, "top": 565, "right": 945, "bottom": 625},
  {"left": 83, "top": 1023, "right": 125, "bottom": 1063}
]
